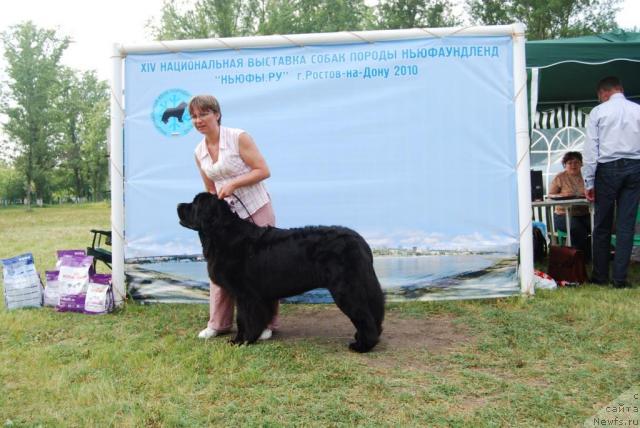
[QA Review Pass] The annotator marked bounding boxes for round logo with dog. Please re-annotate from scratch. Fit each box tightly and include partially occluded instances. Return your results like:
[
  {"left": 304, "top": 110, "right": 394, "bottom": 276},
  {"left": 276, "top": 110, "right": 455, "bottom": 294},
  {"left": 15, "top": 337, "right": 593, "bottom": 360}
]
[{"left": 152, "top": 89, "right": 193, "bottom": 136}]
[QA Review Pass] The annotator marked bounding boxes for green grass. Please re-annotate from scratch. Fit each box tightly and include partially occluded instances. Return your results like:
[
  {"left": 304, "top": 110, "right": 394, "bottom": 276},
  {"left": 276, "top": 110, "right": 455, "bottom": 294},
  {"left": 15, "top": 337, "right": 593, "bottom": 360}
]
[
  {"left": 0, "top": 203, "right": 111, "bottom": 274},
  {"left": 1, "top": 204, "right": 639, "bottom": 427}
]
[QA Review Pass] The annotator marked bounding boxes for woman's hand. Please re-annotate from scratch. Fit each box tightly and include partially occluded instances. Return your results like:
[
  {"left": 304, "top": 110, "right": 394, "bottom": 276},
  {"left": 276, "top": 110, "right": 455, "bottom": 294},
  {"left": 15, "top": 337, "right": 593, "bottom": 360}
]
[
  {"left": 213, "top": 132, "right": 270, "bottom": 200},
  {"left": 217, "top": 182, "right": 237, "bottom": 199}
]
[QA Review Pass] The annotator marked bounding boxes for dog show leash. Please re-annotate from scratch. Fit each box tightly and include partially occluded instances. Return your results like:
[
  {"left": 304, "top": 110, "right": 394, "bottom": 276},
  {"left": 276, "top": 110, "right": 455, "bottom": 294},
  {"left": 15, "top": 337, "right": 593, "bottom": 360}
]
[{"left": 231, "top": 194, "right": 256, "bottom": 224}]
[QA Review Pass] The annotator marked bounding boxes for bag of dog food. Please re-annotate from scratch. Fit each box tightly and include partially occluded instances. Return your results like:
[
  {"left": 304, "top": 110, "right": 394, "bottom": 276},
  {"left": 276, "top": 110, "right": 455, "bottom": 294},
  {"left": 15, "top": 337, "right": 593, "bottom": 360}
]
[
  {"left": 58, "top": 255, "right": 93, "bottom": 295},
  {"left": 1, "top": 253, "right": 43, "bottom": 310},
  {"left": 55, "top": 250, "right": 86, "bottom": 268},
  {"left": 43, "top": 271, "right": 64, "bottom": 307},
  {"left": 56, "top": 293, "right": 86, "bottom": 313},
  {"left": 84, "top": 274, "right": 114, "bottom": 315},
  {"left": 57, "top": 249, "right": 95, "bottom": 275}
]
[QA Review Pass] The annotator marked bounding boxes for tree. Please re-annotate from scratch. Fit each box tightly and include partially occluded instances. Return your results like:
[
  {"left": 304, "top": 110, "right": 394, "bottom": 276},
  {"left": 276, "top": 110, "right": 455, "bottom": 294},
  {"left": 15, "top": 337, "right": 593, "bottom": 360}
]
[
  {"left": 54, "top": 69, "right": 110, "bottom": 201},
  {"left": 148, "top": 0, "right": 375, "bottom": 40},
  {"left": 148, "top": 0, "right": 261, "bottom": 39},
  {"left": 376, "top": 0, "right": 462, "bottom": 29},
  {"left": 1, "top": 22, "right": 69, "bottom": 207},
  {"left": 79, "top": 75, "right": 110, "bottom": 202},
  {"left": 259, "top": 0, "right": 374, "bottom": 34},
  {"left": 0, "top": 162, "right": 24, "bottom": 203},
  {"left": 466, "top": 0, "right": 622, "bottom": 40},
  {"left": 55, "top": 68, "right": 85, "bottom": 200}
]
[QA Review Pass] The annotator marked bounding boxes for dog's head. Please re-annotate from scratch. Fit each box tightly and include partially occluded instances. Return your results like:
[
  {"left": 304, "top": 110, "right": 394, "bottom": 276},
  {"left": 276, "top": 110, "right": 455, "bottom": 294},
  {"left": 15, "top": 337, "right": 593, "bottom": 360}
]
[{"left": 177, "top": 192, "right": 233, "bottom": 231}]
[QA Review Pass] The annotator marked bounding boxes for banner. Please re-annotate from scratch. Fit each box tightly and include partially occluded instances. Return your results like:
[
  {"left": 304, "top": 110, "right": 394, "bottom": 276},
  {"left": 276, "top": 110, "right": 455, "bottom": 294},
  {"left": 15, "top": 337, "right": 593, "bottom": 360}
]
[{"left": 123, "top": 35, "right": 520, "bottom": 302}]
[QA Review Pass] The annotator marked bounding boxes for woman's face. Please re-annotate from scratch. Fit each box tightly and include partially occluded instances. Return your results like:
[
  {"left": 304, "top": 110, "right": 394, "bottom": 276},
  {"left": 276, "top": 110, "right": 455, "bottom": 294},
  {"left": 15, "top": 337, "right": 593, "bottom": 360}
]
[
  {"left": 564, "top": 158, "right": 582, "bottom": 175},
  {"left": 191, "top": 108, "right": 220, "bottom": 134}
]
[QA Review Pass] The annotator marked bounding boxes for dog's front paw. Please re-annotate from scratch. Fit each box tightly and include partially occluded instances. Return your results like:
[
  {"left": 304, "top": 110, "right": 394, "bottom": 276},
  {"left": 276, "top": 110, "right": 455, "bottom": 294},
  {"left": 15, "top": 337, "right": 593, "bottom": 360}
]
[
  {"left": 349, "top": 340, "right": 376, "bottom": 353},
  {"left": 229, "top": 335, "right": 245, "bottom": 345}
]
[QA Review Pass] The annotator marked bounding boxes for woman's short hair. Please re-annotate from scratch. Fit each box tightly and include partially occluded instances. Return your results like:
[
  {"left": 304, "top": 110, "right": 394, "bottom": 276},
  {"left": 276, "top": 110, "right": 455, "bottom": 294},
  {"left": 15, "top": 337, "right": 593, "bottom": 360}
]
[
  {"left": 188, "top": 95, "right": 222, "bottom": 125},
  {"left": 562, "top": 151, "right": 582, "bottom": 166}
]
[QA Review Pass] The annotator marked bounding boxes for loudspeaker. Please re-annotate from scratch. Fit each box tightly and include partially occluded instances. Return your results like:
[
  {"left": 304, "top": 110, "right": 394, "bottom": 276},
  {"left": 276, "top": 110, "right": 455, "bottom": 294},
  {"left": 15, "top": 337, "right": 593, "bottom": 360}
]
[{"left": 531, "top": 170, "right": 544, "bottom": 201}]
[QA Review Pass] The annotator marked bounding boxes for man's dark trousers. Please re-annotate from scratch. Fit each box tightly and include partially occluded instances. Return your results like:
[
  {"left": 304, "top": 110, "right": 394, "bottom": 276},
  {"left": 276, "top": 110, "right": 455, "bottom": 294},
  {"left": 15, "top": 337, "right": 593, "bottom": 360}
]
[{"left": 592, "top": 158, "right": 640, "bottom": 284}]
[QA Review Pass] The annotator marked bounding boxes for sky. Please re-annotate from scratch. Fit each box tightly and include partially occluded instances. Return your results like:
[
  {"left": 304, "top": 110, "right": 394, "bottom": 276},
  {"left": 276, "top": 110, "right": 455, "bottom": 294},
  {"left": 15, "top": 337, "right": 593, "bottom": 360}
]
[
  {"left": 0, "top": 0, "right": 164, "bottom": 81},
  {"left": 0, "top": 0, "right": 638, "bottom": 82}
]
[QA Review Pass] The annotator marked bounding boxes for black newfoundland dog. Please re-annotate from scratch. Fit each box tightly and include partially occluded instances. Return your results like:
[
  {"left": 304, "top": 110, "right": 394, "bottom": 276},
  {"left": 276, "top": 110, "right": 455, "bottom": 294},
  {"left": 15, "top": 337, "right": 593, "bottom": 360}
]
[{"left": 177, "top": 192, "right": 385, "bottom": 352}]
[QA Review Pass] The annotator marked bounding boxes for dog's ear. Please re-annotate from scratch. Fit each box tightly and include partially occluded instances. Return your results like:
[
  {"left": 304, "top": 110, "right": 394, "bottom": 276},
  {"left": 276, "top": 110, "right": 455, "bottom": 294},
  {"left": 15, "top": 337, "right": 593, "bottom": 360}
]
[
  {"left": 211, "top": 194, "right": 235, "bottom": 220},
  {"left": 193, "top": 192, "right": 235, "bottom": 230}
]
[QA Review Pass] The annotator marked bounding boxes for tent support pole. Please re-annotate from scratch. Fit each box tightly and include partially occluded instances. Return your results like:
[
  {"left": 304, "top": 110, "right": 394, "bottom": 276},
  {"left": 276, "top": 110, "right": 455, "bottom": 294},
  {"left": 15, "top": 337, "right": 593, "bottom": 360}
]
[
  {"left": 513, "top": 24, "right": 535, "bottom": 295},
  {"left": 110, "top": 43, "right": 125, "bottom": 305}
]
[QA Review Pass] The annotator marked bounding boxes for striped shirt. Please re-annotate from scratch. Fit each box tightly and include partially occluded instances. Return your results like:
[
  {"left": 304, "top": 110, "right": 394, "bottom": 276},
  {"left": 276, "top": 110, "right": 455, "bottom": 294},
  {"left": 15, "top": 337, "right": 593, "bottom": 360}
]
[
  {"left": 582, "top": 93, "right": 640, "bottom": 189},
  {"left": 195, "top": 126, "right": 270, "bottom": 218}
]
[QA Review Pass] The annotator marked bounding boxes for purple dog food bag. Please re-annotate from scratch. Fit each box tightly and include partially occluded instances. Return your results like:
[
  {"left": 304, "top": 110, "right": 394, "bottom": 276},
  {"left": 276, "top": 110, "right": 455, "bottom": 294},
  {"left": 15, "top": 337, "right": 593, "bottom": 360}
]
[
  {"left": 44, "top": 270, "right": 63, "bottom": 307},
  {"left": 55, "top": 250, "right": 86, "bottom": 268},
  {"left": 84, "top": 274, "right": 114, "bottom": 315},
  {"left": 56, "top": 293, "right": 86, "bottom": 313},
  {"left": 58, "top": 255, "right": 93, "bottom": 295}
]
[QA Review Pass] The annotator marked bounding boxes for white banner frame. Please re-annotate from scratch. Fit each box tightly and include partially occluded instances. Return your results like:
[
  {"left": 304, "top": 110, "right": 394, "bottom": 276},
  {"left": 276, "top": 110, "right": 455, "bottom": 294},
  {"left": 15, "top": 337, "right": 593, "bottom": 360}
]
[{"left": 109, "top": 24, "right": 533, "bottom": 305}]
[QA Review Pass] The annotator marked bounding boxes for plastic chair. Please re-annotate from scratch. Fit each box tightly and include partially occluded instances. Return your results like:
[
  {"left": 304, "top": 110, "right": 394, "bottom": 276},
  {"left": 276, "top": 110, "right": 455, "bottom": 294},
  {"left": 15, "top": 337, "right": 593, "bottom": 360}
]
[
  {"left": 610, "top": 206, "right": 640, "bottom": 248},
  {"left": 87, "top": 229, "right": 112, "bottom": 270},
  {"left": 557, "top": 230, "right": 567, "bottom": 246}
]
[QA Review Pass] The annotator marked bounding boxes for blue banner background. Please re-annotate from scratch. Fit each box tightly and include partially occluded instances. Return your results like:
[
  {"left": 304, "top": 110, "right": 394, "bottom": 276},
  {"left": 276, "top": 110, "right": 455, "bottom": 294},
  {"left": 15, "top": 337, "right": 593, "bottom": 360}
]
[{"left": 124, "top": 36, "right": 517, "bottom": 262}]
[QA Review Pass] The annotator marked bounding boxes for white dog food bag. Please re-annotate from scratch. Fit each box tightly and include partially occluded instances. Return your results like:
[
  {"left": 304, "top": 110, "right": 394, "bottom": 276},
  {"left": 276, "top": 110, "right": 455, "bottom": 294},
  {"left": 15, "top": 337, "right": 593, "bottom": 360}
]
[
  {"left": 43, "top": 271, "right": 64, "bottom": 307},
  {"left": 84, "top": 274, "right": 113, "bottom": 315},
  {"left": 58, "top": 255, "right": 93, "bottom": 295},
  {"left": 1, "top": 253, "right": 43, "bottom": 310}
]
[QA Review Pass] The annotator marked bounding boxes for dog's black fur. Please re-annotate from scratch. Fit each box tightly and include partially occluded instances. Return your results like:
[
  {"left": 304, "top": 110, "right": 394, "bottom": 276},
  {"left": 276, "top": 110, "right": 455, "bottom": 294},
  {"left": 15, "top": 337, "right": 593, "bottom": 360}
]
[{"left": 177, "top": 192, "right": 385, "bottom": 352}]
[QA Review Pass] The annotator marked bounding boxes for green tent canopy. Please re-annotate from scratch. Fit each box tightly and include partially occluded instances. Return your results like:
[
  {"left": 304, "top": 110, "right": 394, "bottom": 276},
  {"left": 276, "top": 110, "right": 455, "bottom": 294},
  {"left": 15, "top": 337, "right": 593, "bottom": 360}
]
[
  {"left": 526, "top": 31, "right": 640, "bottom": 111},
  {"left": 526, "top": 31, "right": 640, "bottom": 194}
]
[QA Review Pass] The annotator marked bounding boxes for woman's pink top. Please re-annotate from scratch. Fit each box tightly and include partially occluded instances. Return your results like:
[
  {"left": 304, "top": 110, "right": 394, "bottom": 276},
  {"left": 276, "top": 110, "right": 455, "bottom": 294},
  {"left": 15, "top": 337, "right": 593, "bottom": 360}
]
[{"left": 195, "top": 126, "right": 270, "bottom": 218}]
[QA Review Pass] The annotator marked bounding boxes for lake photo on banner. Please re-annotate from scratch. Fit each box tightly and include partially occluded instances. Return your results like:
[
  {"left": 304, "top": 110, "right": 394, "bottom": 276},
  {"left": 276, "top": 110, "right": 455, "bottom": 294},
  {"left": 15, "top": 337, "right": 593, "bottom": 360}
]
[{"left": 127, "top": 253, "right": 519, "bottom": 304}]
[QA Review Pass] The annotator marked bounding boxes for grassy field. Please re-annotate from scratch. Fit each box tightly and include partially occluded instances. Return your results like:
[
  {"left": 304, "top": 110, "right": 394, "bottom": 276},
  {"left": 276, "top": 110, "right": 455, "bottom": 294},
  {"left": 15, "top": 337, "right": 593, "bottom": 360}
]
[{"left": 1, "top": 204, "right": 639, "bottom": 427}]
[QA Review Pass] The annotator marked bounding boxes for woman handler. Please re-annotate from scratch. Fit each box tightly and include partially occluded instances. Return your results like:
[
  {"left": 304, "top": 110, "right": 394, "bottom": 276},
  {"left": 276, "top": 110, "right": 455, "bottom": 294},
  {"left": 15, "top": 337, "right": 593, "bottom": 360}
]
[{"left": 189, "top": 94, "right": 279, "bottom": 340}]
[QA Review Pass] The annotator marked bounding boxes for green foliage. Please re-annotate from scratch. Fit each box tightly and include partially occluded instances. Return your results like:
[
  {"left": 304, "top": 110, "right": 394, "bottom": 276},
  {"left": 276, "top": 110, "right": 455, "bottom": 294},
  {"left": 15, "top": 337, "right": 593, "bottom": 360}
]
[
  {"left": 376, "top": 0, "right": 462, "bottom": 29},
  {"left": 148, "top": 0, "right": 465, "bottom": 39},
  {"left": 55, "top": 69, "right": 110, "bottom": 201},
  {"left": 149, "top": 0, "right": 376, "bottom": 39},
  {"left": 466, "top": 0, "right": 622, "bottom": 40},
  {"left": 0, "top": 164, "right": 23, "bottom": 202},
  {"left": 0, "top": 22, "right": 110, "bottom": 203},
  {"left": 1, "top": 22, "right": 69, "bottom": 205},
  {"left": 149, "top": 0, "right": 263, "bottom": 39},
  {"left": 258, "top": 0, "right": 375, "bottom": 34},
  {"left": 80, "top": 96, "right": 110, "bottom": 202}
]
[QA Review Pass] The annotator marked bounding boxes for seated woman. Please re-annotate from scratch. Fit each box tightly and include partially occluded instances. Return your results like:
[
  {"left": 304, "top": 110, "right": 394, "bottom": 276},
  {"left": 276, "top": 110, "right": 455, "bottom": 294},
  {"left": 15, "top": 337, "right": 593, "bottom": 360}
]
[{"left": 549, "top": 151, "right": 591, "bottom": 260}]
